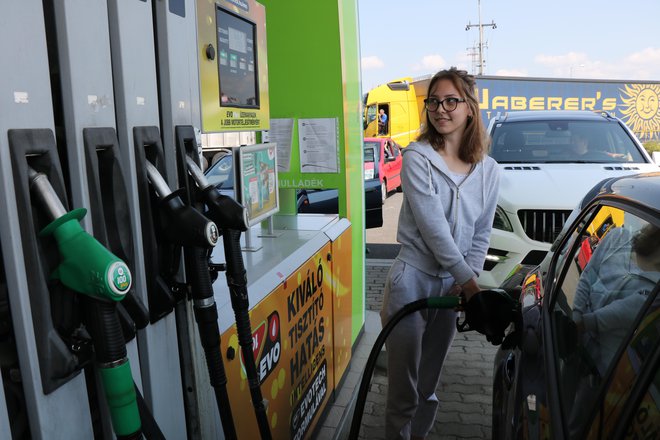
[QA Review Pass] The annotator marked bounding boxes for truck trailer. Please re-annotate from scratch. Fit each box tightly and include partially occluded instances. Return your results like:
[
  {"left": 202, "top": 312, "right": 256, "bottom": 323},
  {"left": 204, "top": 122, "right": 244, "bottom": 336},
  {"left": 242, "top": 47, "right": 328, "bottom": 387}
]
[{"left": 363, "top": 74, "right": 660, "bottom": 146}]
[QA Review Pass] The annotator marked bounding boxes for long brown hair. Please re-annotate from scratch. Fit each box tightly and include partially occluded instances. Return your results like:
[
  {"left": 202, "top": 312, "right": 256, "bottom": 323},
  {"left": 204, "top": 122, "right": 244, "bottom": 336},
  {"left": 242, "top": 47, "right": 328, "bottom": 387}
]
[{"left": 416, "top": 67, "right": 489, "bottom": 164}]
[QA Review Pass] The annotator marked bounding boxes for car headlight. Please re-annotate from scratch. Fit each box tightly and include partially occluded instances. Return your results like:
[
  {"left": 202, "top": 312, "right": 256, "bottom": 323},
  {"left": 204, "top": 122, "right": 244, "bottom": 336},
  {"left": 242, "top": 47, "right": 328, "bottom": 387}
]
[{"left": 493, "top": 205, "right": 513, "bottom": 232}]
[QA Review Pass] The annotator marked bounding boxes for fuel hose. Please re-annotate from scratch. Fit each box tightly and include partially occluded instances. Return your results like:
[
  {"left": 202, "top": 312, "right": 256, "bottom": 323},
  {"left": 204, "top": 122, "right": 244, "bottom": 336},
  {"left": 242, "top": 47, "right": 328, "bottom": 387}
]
[
  {"left": 145, "top": 160, "right": 238, "bottom": 437},
  {"left": 348, "top": 296, "right": 461, "bottom": 440},
  {"left": 223, "top": 228, "right": 272, "bottom": 440},
  {"left": 186, "top": 245, "right": 237, "bottom": 440},
  {"left": 84, "top": 299, "right": 143, "bottom": 439}
]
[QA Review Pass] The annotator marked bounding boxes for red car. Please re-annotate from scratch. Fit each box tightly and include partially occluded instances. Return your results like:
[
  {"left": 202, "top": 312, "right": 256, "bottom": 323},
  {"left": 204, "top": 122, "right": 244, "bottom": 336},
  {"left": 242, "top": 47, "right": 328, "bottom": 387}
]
[{"left": 363, "top": 137, "right": 403, "bottom": 202}]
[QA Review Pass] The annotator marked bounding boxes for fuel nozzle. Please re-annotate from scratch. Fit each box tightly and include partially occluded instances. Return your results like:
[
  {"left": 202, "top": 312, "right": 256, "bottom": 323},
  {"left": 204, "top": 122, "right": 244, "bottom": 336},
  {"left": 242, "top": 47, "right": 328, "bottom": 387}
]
[
  {"left": 185, "top": 156, "right": 248, "bottom": 231},
  {"left": 456, "top": 289, "right": 520, "bottom": 345},
  {"left": 145, "top": 161, "right": 219, "bottom": 248},
  {"left": 28, "top": 168, "right": 132, "bottom": 302}
]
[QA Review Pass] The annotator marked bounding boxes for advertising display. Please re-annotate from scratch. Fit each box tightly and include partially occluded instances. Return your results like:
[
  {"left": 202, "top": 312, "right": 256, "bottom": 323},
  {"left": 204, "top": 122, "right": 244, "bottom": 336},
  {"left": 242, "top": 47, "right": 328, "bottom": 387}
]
[
  {"left": 234, "top": 143, "right": 279, "bottom": 226},
  {"left": 330, "top": 226, "right": 353, "bottom": 385},
  {"left": 220, "top": 243, "right": 335, "bottom": 439},
  {"left": 197, "top": 0, "right": 270, "bottom": 132}
]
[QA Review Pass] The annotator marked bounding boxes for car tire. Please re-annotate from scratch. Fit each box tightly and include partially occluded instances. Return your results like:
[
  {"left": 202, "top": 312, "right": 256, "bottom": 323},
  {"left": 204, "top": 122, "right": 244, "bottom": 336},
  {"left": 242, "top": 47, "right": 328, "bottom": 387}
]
[
  {"left": 381, "top": 180, "right": 387, "bottom": 204},
  {"left": 492, "top": 367, "right": 505, "bottom": 440}
]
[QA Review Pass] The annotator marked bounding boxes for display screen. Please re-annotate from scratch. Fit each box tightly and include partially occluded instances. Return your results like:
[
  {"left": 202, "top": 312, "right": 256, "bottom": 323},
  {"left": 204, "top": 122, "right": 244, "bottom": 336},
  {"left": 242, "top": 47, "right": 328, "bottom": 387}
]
[
  {"left": 216, "top": 6, "right": 259, "bottom": 108},
  {"left": 234, "top": 143, "right": 278, "bottom": 226}
]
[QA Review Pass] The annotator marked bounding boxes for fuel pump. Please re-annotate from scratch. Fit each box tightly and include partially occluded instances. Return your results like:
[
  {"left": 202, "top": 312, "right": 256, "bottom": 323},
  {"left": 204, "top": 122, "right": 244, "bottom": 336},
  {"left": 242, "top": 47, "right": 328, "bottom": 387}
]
[
  {"left": 27, "top": 167, "right": 142, "bottom": 439},
  {"left": 182, "top": 152, "right": 272, "bottom": 440},
  {"left": 143, "top": 159, "right": 243, "bottom": 438}
]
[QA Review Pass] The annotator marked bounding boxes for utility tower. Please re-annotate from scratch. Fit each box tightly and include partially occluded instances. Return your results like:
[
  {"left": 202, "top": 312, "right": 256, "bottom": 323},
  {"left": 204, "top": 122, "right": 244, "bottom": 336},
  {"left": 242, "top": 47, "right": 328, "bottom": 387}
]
[
  {"left": 466, "top": 44, "right": 480, "bottom": 75},
  {"left": 465, "top": 0, "right": 496, "bottom": 75}
]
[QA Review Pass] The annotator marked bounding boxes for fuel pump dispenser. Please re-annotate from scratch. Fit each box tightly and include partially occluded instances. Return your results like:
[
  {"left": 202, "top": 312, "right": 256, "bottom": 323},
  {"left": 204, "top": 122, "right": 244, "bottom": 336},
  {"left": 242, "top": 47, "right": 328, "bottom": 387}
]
[
  {"left": 141, "top": 154, "right": 248, "bottom": 438},
  {"left": 27, "top": 167, "right": 143, "bottom": 439},
  {"left": 176, "top": 132, "right": 272, "bottom": 439}
]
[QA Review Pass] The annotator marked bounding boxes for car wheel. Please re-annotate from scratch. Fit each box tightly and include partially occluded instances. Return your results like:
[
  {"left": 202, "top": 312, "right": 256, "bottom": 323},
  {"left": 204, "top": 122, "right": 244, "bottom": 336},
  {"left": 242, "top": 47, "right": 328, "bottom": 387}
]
[{"left": 381, "top": 180, "right": 387, "bottom": 203}]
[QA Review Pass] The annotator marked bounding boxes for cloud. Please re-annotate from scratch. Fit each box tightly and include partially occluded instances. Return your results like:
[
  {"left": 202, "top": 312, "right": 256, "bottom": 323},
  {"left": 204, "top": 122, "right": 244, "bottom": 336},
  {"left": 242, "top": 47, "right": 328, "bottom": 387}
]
[
  {"left": 621, "top": 47, "right": 660, "bottom": 79},
  {"left": 361, "top": 56, "right": 385, "bottom": 70},
  {"left": 532, "top": 48, "right": 660, "bottom": 80},
  {"left": 412, "top": 54, "right": 446, "bottom": 72}
]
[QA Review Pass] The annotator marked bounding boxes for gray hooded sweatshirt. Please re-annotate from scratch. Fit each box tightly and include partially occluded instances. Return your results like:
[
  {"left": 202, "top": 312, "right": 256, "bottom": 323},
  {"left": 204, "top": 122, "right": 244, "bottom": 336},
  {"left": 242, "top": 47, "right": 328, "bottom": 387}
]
[{"left": 396, "top": 141, "right": 500, "bottom": 285}]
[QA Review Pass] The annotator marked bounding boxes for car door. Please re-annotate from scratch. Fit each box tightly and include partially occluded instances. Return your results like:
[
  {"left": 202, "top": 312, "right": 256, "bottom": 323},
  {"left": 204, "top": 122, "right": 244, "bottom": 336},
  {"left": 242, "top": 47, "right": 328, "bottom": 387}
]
[
  {"left": 380, "top": 139, "right": 402, "bottom": 192},
  {"left": 542, "top": 203, "right": 660, "bottom": 439},
  {"left": 364, "top": 104, "right": 378, "bottom": 137}
]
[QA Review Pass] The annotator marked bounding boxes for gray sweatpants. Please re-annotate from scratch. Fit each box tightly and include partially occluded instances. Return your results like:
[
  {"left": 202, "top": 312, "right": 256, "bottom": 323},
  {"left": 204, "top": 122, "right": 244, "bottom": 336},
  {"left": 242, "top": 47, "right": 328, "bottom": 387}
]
[{"left": 380, "top": 259, "right": 457, "bottom": 440}]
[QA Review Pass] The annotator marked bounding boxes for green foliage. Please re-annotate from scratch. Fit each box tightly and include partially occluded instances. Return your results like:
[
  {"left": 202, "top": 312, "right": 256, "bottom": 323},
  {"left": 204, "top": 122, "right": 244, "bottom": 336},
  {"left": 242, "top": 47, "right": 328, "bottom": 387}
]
[{"left": 643, "top": 141, "right": 660, "bottom": 153}]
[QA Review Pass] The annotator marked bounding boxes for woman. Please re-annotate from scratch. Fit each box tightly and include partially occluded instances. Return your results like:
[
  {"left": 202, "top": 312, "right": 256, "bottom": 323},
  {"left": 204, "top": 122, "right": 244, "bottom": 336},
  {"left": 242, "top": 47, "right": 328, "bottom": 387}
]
[{"left": 380, "top": 67, "right": 500, "bottom": 440}]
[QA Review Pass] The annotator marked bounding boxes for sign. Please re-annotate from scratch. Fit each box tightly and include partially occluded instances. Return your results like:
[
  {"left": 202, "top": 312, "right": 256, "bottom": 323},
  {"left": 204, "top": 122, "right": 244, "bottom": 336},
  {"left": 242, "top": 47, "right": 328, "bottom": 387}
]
[
  {"left": 221, "top": 244, "right": 335, "bottom": 439},
  {"left": 476, "top": 79, "right": 660, "bottom": 141}
]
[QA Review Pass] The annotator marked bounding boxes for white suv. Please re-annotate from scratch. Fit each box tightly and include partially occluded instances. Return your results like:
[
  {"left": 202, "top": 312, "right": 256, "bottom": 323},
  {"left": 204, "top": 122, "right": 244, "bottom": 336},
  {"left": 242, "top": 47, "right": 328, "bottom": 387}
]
[{"left": 478, "top": 110, "right": 659, "bottom": 289}]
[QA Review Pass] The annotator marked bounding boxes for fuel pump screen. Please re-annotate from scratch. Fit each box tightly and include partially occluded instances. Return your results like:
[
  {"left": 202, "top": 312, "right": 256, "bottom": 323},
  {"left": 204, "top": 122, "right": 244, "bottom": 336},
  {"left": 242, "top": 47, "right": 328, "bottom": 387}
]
[{"left": 216, "top": 6, "right": 259, "bottom": 109}]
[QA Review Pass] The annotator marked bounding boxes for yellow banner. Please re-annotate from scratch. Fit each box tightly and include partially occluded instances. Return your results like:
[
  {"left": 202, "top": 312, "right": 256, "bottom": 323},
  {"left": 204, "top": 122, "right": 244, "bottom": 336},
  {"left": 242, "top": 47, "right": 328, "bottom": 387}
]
[{"left": 221, "top": 243, "right": 334, "bottom": 439}]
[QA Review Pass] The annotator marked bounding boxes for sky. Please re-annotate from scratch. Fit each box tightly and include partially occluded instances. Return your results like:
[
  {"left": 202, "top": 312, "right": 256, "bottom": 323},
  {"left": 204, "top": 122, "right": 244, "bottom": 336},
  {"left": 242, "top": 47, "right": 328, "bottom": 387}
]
[{"left": 358, "top": 0, "right": 660, "bottom": 93}]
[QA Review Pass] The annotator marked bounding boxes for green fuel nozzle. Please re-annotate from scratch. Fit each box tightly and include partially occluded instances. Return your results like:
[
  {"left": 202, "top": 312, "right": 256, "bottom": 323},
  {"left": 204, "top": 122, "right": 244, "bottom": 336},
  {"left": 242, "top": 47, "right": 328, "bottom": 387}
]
[{"left": 28, "top": 168, "right": 131, "bottom": 302}]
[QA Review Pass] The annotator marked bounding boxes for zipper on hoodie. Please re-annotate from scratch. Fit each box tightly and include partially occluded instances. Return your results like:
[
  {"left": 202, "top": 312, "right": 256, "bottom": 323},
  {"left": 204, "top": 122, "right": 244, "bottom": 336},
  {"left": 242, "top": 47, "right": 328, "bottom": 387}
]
[{"left": 447, "top": 164, "right": 475, "bottom": 234}]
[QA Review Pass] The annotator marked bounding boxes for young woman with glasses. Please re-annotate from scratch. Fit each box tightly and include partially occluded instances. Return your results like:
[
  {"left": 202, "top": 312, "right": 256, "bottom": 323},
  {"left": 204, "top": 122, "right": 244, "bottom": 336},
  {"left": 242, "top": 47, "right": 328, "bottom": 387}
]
[{"left": 379, "top": 67, "right": 500, "bottom": 440}]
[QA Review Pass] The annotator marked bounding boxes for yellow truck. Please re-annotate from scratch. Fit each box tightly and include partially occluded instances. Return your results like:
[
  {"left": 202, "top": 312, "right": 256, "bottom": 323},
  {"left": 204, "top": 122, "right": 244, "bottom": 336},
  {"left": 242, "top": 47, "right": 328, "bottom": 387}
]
[{"left": 362, "top": 76, "right": 431, "bottom": 147}]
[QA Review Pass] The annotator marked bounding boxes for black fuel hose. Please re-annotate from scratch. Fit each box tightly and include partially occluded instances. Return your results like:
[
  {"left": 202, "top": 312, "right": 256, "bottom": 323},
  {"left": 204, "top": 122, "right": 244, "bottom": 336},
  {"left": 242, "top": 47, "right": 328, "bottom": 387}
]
[
  {"left": 348, "top": 296, "right": 460, "bottom": 440},
  {"left": 222, "top": 228, "right": 272, "bottom": 440},
  {"left": 187, "top": 246, "right": 237, "bottom": 440}
]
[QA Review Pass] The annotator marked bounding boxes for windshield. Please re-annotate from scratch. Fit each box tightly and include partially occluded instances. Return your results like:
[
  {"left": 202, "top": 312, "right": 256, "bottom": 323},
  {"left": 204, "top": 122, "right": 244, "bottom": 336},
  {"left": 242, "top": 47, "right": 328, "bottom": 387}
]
[
  {"left": 490, "top": 120, "right": 648, "bottom": 164},
  {"left": 204, "top": 154, "right": 234, "bottom": 189}
]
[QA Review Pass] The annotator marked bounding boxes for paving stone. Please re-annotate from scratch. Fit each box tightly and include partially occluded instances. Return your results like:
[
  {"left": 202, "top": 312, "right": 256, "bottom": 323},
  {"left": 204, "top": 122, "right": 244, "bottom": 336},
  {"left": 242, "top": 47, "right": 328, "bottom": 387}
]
[{"left": 318, "top": 260, "right": 496, "bottom": 440}]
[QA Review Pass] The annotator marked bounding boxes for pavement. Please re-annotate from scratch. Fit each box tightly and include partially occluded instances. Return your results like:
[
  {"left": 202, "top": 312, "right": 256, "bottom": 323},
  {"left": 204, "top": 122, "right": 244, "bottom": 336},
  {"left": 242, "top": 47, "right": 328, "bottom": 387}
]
[{"left": 314, "top": 258, "right": 498, "bottom": 440}]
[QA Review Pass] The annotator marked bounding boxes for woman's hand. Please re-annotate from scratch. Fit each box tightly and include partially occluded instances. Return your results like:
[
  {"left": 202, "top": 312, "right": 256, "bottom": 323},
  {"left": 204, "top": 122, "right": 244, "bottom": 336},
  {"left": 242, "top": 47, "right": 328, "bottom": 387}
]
[
  {"left": 447, "top": 283, "right": 462, "bottom": 297},
  {"left": 460, "top": 278, "right": 481, "bottom": 302}
]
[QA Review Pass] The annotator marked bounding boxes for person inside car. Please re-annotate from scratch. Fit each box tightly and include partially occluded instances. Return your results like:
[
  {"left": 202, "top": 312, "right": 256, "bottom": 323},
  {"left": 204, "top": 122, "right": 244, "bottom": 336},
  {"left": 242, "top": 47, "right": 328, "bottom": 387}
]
[
  {"left": 571, "top": 131, "right": 591, "bottom": 156},
  {"left": 568, "top": 222, "right": 660, "bottom": 433},
  {"left": 573, "top": 223, "right": 659, "bottom": 371}
]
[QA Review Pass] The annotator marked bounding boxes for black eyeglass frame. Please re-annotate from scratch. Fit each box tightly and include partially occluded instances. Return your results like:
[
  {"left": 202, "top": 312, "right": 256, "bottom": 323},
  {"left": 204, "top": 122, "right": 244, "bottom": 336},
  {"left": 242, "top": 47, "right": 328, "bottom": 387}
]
[{"left": 423, "top": 97, "right": 466, "bottom": 112}]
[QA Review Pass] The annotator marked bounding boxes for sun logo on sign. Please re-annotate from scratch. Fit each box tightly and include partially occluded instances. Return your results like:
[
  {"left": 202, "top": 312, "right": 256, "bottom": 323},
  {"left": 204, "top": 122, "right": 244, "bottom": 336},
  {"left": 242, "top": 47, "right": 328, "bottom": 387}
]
[{"left": 619, "top": 84, "right": 660, "bottom": 141}]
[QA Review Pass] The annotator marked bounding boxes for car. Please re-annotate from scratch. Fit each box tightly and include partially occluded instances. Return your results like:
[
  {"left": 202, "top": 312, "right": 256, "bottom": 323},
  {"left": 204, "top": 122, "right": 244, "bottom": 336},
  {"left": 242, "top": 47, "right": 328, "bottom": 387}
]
[
  {"left": 203, "top": 150, "right": 383, "bottom": 228},
  {"left": 363, "top": 137, "right": 403, "bottom": 202},
  {"left": 491, "top": 172, "right": 660, "bottom": 439},
  {"left": 479, "top": 110, "right": 659, "bottom": 289}
]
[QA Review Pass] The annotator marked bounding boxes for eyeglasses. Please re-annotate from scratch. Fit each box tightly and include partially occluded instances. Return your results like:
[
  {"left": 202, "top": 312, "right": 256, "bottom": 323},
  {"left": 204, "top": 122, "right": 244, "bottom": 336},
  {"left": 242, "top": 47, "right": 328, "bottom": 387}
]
[{"left": 423, "top": 97, "right": 466, "bottom": 112}]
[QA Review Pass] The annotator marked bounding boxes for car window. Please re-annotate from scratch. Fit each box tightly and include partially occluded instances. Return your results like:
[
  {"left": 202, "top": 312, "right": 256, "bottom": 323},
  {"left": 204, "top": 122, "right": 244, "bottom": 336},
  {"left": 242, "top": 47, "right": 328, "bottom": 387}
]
[
  {"left": 490, "top": 120, "right": 647, "bottom": 164},
  {"left": 204, "top": 154, "right": 234, "bottom": 189},
  {"left": 364, "top": 146, "right": 376, "bottom": 163},
  {"left": 548, "top": 206, "right": 660, "bottom": 438},
  {"left": 585, "top": 294, "right": 659, "bottom": 438}
]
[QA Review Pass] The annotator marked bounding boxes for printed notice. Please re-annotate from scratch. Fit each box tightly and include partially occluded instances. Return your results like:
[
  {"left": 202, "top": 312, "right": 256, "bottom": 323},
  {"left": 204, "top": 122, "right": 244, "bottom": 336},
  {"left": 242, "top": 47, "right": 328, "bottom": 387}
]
[
  {"left": 298, "top": 118, "right": 339, "bottom": 173},
  {"left": 264, "top": 118, "right": 294, "bottom": 172}
]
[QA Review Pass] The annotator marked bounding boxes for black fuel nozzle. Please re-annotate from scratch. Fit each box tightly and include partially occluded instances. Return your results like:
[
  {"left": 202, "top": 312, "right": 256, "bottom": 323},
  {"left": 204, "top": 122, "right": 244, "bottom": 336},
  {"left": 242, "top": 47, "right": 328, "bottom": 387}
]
[
  {"left": 456, "top": 289, "right": 521, "bottom": 346},
  {"left": 184, "top": 156, "right": 248, "bottom": 231},
  {"left": 145, "top": 161, "right": 219, "bottom": 248}
]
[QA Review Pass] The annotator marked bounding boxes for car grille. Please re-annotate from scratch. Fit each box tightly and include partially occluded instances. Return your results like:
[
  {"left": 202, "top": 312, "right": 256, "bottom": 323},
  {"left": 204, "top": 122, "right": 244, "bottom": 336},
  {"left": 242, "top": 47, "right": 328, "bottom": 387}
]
[{"left": 517, "top": 210, "right": 572, "bottom": 243}]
